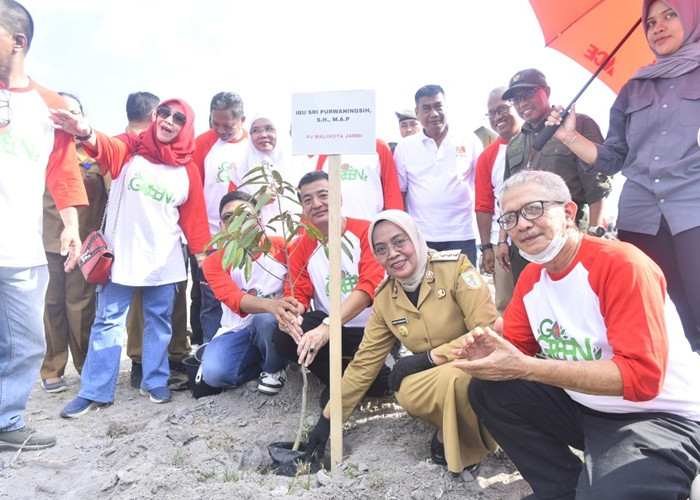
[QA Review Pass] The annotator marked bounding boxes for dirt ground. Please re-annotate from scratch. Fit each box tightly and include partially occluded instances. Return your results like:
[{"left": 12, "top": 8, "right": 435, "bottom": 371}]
[
  {"left": 0, "top": 353, "right": 533, "bottom": 500},
  {"left": 0, "top": 272, "right": 533, "bottom": 500}
]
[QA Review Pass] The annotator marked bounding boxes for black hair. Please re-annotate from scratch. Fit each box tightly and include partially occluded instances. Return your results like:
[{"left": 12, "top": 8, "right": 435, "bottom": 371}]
[
  {"left": 0, "top": 0, "right": 34, "bottom": 51},
  {"left": 296, "top": 170, "right": 328, "bottom": 201},
  {"left": 57, "top": 91, "right": 84, "bottom": 115},
  {"left": 414, "top": 84, "right": 445, "bottom": 105},
  {"left": 126, "top": 91, "right": 160, "bottom": 122},
  {"left": 219, "top": 190, "right": 256, "bottom": 218}
]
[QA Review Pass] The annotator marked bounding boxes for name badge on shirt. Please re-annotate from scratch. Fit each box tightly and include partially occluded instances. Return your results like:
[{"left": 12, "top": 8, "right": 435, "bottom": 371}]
[{"left": 392, "top": 317, "right": 408, "bottom": 325}]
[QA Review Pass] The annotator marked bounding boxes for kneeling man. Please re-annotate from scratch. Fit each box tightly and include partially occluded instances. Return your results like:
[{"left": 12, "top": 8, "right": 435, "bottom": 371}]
[
  {"left": 455, "top": 170, "right": 700, "bottom": 499},
  {"left": 201, "top": 191, "right": 299, "bottom": 394}
]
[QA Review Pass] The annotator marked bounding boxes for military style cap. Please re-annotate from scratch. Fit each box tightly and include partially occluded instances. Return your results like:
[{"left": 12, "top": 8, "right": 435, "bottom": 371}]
[{"left": 502, "top": 68, "right": 548, "bottom": 100}]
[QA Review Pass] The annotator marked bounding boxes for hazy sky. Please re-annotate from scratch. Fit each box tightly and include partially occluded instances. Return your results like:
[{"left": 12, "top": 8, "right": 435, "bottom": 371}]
[{"left": 22, "top": 0, "right": 620, "bottom": 143}]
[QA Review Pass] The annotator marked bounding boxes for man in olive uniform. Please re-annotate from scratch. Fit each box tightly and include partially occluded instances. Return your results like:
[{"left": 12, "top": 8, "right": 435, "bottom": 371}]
[{"left": 498, "top": 68, "right": 611, "bottom": 283}]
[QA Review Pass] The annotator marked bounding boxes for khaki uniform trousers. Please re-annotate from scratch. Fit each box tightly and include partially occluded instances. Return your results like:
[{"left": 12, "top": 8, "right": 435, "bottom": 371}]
[
  {"left": 396, "top": 362, "right": 498, "bottom": 472},
  {"left": 40, "top": 253, "right": 95, "bottom": 378}
]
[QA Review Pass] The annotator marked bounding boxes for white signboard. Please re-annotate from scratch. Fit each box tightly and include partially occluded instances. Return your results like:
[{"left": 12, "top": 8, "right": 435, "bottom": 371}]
[{"left": 291, "top": 90, "right": 376, "bottom": 155}]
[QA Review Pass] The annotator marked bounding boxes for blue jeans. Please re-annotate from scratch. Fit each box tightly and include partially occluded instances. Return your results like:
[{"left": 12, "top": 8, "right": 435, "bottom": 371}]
[
  {"left": 426, "top": 239, "right": 476, "bottom": 267},
  {"left": 199, "top": 275, "right": 222, "bottom": 344},
  {"left": 79, "top": 281, "right": 176, "bottom": 403},
  {"left": 201, "top": 313, "right": 286, "bottom": 387},
  {"left": 0, "top": 266, "right": 49, "bottom": 432}
]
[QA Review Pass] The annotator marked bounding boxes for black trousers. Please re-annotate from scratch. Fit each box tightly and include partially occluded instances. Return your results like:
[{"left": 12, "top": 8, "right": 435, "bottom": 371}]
[
  {"left": 272, "top": 310, "right": 390, "bottom": 397},
  {"left": 469, "top": 378, "right": 700, "bottom": 499},
  {"left": 618, "top": 220, "right": 700, "bottom": 352}
]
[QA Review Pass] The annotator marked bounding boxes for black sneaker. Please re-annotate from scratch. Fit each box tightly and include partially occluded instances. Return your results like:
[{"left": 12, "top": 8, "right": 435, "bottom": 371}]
[
  {"left": 130, "top": 362, "right": 143, "bottom": 389},
  {"left": 430, "top": 430, "right": 447, "bottom": 465},
  {"left": 169, "top": 359, "right": 187, "bottom": 375}
]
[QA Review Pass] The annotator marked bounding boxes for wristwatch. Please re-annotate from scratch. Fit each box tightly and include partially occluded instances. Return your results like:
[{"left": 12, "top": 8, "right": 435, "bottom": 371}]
[
  {"left": 587, "top": 226, "right": 606, "bottom": 237},
  {"left": 479, "top": 243, "right": 494, "bottom": 251},
  {"left": 322, "top": 317, "right": 330, "bottom": 326}
]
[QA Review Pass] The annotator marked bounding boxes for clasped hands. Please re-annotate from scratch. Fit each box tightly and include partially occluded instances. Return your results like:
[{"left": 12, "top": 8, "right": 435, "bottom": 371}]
[
  {"left": 451, "top": 318, "right": 529, "bottom": 381},
  {"left": 275, "top": 302, "right": 329, "bottom": 367}
]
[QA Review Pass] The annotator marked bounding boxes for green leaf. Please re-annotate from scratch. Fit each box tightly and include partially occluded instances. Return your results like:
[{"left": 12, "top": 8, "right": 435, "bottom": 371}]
[
  {"left": 222, "top": 241, "right": 239, "bottom": 269},
  {"left": 231, "top": 246, "right": 245, "bottom": 269},
  {"left": 244, "top": 257, "right": 253, "bottom": 282},
  {"left": 254, "top": 192, "right": 273, "bottom": 213},
  {"left": 341, "top": 240, "right": 354, "bottom": 262}
]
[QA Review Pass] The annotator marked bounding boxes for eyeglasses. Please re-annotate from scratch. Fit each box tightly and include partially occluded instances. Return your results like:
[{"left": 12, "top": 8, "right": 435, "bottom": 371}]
[
  {"left": 497, "top": 200, "right": 565, "bottom": 231},
  {"left": 374, "top": 235, "right": 410, "bottom": 258},
  {"left": 250, "top": 125, "right": 276, "bottom": 136},
  {"left": 509, "top": 88, "right": 541, "bottom": 105},
  {"left": 0, "top": 88, "right": 11, "bottom": 127},
  {"left": 156, "top": 105, "right": 187, "bottom": 126},
  {"left": 486, "top": 104, "right": 511, "bottom": 119}
]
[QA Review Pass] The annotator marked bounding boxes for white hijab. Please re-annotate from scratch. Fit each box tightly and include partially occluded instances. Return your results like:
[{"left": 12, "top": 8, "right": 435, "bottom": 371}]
[{"left": 369, "top": 210, "right": 429, "bottom": 292}]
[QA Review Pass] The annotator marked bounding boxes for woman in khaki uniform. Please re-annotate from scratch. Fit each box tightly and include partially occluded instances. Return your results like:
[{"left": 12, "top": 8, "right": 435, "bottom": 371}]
[{"left": 307, "top": 210, "right": 499, "bottom": 475}]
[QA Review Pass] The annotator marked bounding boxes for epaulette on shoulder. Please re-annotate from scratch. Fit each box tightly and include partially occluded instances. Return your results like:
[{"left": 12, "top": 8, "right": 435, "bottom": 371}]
[
  {"left": 374, "top": 275, "right": 391, "bottom": 295},
  {"left": 429, "top": 250, "right": 461, "bottom": 262}
]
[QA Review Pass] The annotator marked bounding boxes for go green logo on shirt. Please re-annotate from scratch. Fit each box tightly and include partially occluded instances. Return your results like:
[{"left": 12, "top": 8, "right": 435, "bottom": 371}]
[
  {"left": 128, "top": 170, "right": 177, "bottom": 204},
  {"left": 536, "top": 318, "right": 602, "bottom": 361}
]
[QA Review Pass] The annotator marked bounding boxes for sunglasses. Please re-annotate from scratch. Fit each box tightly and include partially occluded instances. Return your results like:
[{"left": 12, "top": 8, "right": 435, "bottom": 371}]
[{"left": 156, "top": 105, "right": 186, "bottom": 126}]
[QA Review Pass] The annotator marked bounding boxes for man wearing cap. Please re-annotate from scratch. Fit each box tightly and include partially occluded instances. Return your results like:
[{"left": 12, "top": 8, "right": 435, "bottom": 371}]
[
  {"left": 497, "top": 68, "right": 611, "bottom": 283},
  {"left": 393, "top": 84, "right": 483, "bottom": 266},
  {"left": 396, "top": 108, "right": 421, "bottom": 138}
]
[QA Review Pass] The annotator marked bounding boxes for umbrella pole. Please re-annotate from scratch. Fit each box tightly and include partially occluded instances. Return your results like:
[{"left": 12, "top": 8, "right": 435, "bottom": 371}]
[{"left": 532, "top": 18, "right": 642, "bottom": 151}]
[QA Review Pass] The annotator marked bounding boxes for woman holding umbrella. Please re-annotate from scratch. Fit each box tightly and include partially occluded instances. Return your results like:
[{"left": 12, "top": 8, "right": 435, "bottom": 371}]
[{"left": 548, "top": 0, "right": 700, "bottom": 352}]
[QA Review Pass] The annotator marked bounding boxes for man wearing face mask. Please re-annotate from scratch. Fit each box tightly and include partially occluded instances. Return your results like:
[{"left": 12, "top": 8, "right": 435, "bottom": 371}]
[
  {"left": 454, "top": 170, "right": 700, "bottom": 499},
  {"left": 499, "top": 69, "right": 611, "bottom": 283}
]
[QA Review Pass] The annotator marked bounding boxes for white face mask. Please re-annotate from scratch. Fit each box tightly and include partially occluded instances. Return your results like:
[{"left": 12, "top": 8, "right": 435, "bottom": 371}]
[{"left": 519, "top": 231, "right": 569, "bottom": 265}]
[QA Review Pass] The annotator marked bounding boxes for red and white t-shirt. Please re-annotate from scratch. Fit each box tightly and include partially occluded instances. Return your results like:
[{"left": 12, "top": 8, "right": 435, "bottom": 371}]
[
  {"left": 394, "top": 129, "right": 482, "bottom": 242},
  {"left": 306, "top": 139, "right": 404, "bottom": 221},
  {"left": 192, "top": 129, "right": 249, "bottom": 237},
  {"left": 88, "top": 132, "right": 210, "bottom": 286},
  {"left": 474, "top": 138, "right": 508, "bottom": 244},
  {"left": 504, "top": 236, "right": 700, "bottom": 420},
  {"left": 286, "top": 218, "right": 385, "bottom": 328},
  {"left": 203, "top": 238, "right": 287, "bottom": 337},
  {"left": 0, "top": 80, "right": 87, "bottom": 267}
]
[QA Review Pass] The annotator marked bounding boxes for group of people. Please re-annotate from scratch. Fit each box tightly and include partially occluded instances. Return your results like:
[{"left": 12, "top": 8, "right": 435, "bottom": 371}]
[{"left": 2, "top": 0, "right": 700, "bottom": 497}]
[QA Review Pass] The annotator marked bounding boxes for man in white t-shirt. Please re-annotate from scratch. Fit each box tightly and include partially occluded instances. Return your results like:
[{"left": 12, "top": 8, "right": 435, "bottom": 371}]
[
  {"left": 474, "top": 86, "right": 520, "bottom": 314},
  {"left": 192, "top": 92, "right": 249, "bottom": 344},
  {"left": 0, "top": 0, "right": 87, "bottom": 450},
  {"left": 200, "top": 191, "right": 300, "bottom": 394},
  {"left": 456, "top": 170, "right": 700, "bottom": 499},
  {"left": 393, "top": 85, "right": 482, "bottom": 266}
]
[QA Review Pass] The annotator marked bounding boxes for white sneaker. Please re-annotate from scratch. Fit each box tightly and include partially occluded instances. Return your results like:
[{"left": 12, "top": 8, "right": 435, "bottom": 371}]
[{"left": 257, "top": 369, "right": 286, "bottom": 394}]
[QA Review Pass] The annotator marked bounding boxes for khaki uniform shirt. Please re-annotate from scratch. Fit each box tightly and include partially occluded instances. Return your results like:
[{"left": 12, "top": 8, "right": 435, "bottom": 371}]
[{"left": 330, "top": 251, "right": 499, "bottom": 421}]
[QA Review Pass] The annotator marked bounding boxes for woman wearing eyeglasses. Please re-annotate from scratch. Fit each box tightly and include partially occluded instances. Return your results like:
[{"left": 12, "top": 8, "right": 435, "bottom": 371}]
[
  {"left": 547, "top": 0, "right": 700, "bottom": 353},
  {"left": 306, "top": 209, "right": 499, "bottom": 478},
  {"left": 231, "top": 113, "right": 295, "bottom": 235},
  {"left": 50, "top": 99, "right": 210, "bottom": 417}
]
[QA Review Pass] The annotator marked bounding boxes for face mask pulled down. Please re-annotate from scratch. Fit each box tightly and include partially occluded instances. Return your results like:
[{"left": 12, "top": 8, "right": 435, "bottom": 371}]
[{"left": 519, "top": 231, "right": 569, "bottom": 265}]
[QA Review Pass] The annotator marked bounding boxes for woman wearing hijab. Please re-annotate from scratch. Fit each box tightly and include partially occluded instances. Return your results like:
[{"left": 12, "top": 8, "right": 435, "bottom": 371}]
[
  {"left": 51, "top": 99, "right": 210, "bottom": 417},
  {"left": 548, "top": 0, "right": 700, "bottom": 352},
  {"left": 305, "top": 210, "right": 499, "bottom": 477},
  {"left": 232, "top": 113, "right": 294, "bottom": 234}
]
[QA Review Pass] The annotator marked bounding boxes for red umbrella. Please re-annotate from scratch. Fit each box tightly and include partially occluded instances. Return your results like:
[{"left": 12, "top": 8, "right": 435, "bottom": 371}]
[
  {"left": 527, "top": 0, "right": 655, "bottom": 149},
  {"left": 530, "top": 0, "right": 654, "bottom": 94}
]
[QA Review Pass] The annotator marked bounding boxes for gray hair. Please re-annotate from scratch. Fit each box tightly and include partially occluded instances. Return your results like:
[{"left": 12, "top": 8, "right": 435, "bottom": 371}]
[
  {"left": 210, "top": 92, "right": 244, "bottom": 119},
  {"left": 499, "top": 170, "right": 572, "bottom": 206}
]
